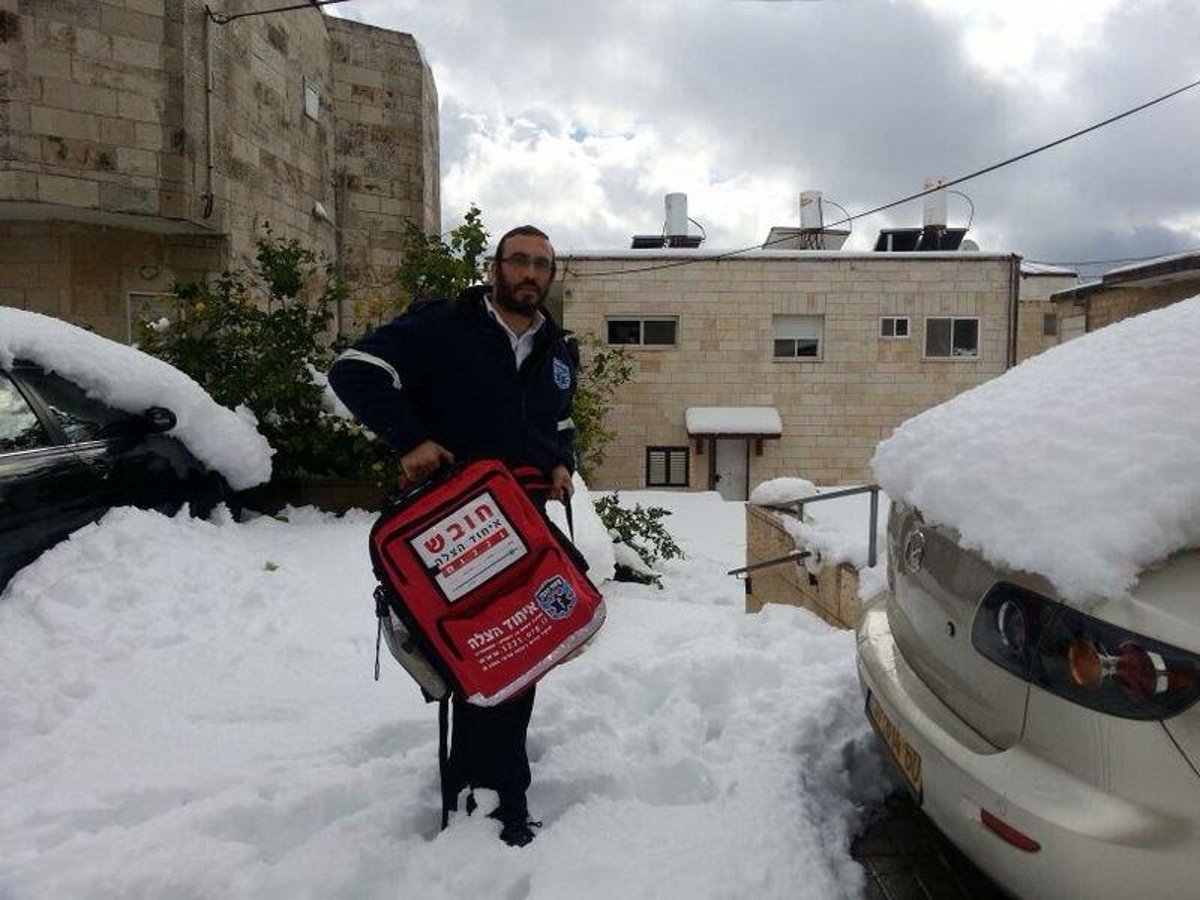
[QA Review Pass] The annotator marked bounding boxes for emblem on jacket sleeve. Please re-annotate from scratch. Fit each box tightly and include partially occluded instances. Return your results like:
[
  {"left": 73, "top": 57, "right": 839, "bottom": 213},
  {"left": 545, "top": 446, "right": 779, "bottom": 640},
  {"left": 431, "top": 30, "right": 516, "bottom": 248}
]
[
  {"left": 535, "top": 574, "right": 577, "bottom": 620},
  {"left": 552, "top": 357, "right": 571, "bottom": 391}
]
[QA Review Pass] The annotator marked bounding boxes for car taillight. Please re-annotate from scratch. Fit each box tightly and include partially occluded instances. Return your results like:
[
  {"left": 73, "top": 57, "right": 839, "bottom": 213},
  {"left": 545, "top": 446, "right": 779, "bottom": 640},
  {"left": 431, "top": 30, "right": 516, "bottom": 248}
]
[{"left": 971, "top": 582, "right": 1200, "bottom": 720}]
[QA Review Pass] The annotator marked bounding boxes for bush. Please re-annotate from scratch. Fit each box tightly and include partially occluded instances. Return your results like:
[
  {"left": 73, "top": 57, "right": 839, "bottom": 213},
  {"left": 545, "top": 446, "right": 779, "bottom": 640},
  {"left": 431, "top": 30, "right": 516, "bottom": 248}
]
[
  {"left": 138, "top": 227, "right": 394, "bottom": 481},
  {"left": 593, "top": 492, "right": 684, "bottom": 585},
  {"left": 394, "top": 205, "right": 488, "bottom": 307},
  {"left": 572, "top": 335, "right": 635, "bottom": 481}
]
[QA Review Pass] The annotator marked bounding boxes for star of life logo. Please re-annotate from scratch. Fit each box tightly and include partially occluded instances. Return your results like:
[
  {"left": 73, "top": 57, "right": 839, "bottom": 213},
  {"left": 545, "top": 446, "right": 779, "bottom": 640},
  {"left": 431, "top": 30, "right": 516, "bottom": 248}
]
[
  {"left": 553, "top": 357, "right": 571, "bottom": 390},
  {"left": 534, "top": 574, "right": 577, "bottom": 621}
]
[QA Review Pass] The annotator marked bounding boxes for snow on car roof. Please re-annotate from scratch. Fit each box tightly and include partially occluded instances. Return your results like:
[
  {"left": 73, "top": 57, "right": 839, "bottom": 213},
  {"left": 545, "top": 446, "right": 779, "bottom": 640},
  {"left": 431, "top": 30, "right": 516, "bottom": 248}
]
[
  {"left": 0, "top": 308, "right": 272, "bottom": 490},
  {"left": 872, "top": 295, "right": 1200, "bottom": 604}
]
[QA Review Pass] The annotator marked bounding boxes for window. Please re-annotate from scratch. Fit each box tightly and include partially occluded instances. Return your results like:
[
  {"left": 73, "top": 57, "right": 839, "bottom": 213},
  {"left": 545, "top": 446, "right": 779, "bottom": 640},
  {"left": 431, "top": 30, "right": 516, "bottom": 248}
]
[
  {"left": 773, "top": 314, "right": 823, "bottom": 359},
  {"left": 18, "top": 370, "right": 130, "bottom": 442},
  {"left": 0, "top": 373, "right": 51, "bottom": 453},
  {"left": 646, "top": 446, "right": 689, "bottom": 487},
  {"left": 304, "top": 78, "right": 321, "bottom": 121},
  {"left": 607, "top": 317, "right": 677, "bottom": 346},
  {"left": 880, "top": 316, "right": 910, "bottom": 338},
  {"left": 1043, "top": 313, "right": 1058, "bottom": 337},
  {"left": 924, "top": 316, "right": 979, "bottom": 359}
]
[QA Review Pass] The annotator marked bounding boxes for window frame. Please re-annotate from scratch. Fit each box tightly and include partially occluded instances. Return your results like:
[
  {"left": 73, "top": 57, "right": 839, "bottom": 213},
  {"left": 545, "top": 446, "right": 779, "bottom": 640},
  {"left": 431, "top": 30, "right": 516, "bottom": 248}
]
[
  {"left": 605, "top": 316, "right": 679, "bottom": 348},
  {"left": 922, "top": 315, "right": 980, "bottom": 360},
  {"left": 645, "top": 445, "right": 689, "bottom": 488},
  {"left": 1042, "top": 312, "right": 1058, "bottom": 337},
  {"left": 771, "top": 313, "right": 825, "bottom": 361},
  {"left": 879, "top": 315, "right": 911, "bottom": 339}
]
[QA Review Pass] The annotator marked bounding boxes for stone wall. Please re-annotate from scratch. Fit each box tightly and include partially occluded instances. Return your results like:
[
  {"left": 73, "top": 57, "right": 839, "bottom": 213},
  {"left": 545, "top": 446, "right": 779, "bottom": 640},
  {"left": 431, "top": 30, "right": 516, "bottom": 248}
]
[
  {"left": 562, "top": 252, "right": 1019, "bottom": 487},
  {"left": 207, "top": 0, "right": 337, "bottom": 265},
  {"left": 1, "top": 0, "right": 196, "bottom": 223},
  {"left": 0, "top": 0, "right": 439, "bottom": 338},
  {"left": 1015, "top": 271, "right": 1077, "bottom": 363},
  {"left": 1081, "top": 281, "right": 1200, "bottom": 332},
  {"left": 744, "top": 504, "right": 862, "bottom": 628},
  {"left": 0, "top": 219, "right": 220, "bottom": 338},
  {"left": 327, "top": 16, "right": 439, "bottom": 330}
]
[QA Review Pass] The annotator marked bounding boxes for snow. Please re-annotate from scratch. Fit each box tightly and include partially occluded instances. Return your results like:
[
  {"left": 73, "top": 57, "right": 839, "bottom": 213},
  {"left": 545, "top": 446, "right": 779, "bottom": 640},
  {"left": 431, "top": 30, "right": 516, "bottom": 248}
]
[
  {"left": 873, "top": 295, "right": 1200, "bottom": 604},
  {"left": 685, "top": 406, "right": 782, "bottom": 435},
  {"left": 612, "top": 539, "right": 656, "bottom": 577},
  {"left": 0, "top": 308, "right": 272, "bottom": 490},
  {"left": 1020, "top": 261, "right": 1077, "bottom": 277},
  {"left": 751, "top": 480, "right": 890, "bottom": 602},
  {"left": 750, "top": 476, "right": 818, "bottom": 507},
  {"left": 1103, "top": 248, "right": 1199, "bottom": 279},
  {"left": 306, "top": 362, "right": 353, "bottom": 421},
  {"left": 0, "top": 492, "right": 887, "bottom": 900},
  {"left": 547, "top": 475, "right": 616, "bottom": 584}
]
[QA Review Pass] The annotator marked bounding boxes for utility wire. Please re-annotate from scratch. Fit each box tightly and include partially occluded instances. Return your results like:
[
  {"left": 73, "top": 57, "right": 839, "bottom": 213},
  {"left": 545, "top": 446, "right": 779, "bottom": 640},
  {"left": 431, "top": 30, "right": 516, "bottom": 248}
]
[
  {"left": 566, "top": 74, "right": 1200, "bottom": 280},
  {"left": 1025, "top": 246, "right": 1200, "bottom": 268}
]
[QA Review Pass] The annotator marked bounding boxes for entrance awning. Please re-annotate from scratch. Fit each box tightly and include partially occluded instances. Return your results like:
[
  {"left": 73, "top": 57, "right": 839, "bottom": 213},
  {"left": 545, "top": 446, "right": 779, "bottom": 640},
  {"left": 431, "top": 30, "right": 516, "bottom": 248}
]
[{"left": 685, "top": 406, "right": 782, "bottom": 455}]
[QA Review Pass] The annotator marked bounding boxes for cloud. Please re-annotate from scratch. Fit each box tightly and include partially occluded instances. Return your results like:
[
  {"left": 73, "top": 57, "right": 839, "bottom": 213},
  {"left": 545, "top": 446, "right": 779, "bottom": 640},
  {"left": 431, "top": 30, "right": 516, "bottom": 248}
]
[{"left": 339, "top": 0, "right": 1200, "bottom": 268}]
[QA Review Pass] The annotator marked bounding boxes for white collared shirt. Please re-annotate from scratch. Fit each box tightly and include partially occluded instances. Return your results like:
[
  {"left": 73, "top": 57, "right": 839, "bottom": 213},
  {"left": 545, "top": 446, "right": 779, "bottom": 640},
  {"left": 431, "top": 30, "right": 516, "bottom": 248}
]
[{"left": 484, "top": 298, "right": 545, "bottom": 369}]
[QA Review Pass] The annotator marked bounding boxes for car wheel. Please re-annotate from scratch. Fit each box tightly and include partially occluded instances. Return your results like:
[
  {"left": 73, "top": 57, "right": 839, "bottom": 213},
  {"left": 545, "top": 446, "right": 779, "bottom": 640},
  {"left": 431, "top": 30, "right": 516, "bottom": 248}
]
[{"left": 191, "top": 472, "right": 241, "bottom": 522}]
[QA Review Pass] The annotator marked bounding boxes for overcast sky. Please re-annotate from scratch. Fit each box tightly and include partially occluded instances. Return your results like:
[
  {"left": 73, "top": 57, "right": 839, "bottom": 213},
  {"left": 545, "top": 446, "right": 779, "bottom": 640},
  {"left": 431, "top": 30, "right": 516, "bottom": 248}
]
[{"left": 333, "top": 0, "right": 1199, "bottom": 276}]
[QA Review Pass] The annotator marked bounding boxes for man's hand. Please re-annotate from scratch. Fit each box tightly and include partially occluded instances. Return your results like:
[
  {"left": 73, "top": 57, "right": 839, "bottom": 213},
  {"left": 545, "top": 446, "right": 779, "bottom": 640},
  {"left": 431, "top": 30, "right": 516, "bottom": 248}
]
[
  {"left": 398, "top": 440, "right": 455, "bottom": 485},
  {"left": 548, "top": 465, "right": 574, "bottom": 502}
]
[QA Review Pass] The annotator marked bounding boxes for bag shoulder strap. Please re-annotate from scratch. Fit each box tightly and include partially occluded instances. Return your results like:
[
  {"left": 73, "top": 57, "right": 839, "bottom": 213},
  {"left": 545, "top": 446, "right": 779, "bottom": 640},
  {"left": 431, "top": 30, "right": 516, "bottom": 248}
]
[{"left": 438, "top": 696, "right": 453, "bottom": 830}]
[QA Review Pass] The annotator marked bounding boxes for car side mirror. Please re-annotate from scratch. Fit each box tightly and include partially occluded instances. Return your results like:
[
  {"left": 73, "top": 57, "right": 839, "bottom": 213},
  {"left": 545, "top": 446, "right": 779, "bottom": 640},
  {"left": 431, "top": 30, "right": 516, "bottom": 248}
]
[{"left": 143, "top": 406, "right": 177, "bottom": 434}]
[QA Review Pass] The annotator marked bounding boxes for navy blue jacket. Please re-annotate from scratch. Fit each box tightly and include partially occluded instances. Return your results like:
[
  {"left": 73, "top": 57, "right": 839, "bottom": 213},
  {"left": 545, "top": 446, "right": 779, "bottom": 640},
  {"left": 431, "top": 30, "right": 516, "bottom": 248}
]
[{"left": 328, "top": 285, "right": 576, "bottom": 475}]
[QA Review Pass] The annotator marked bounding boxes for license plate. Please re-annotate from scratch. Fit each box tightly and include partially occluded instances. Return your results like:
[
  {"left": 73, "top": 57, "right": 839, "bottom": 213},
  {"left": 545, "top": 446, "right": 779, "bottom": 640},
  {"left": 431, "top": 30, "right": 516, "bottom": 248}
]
[{"left": 867, "top": 692, "right": 922, "bottom": 799}]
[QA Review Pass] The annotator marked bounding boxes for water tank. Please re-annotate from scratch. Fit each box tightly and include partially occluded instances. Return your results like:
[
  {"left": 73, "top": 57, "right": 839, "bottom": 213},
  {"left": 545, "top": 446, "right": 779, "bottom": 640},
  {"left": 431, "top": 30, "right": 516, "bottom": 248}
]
[
  {"left": 922, "top": 176, "right": 947, "bottom": 228},
  {"left": 800, "top": 191, "right": 823, "bottom": 229},
  {"left": 665, "top": 193, "right": 688, "bottom": 238}
]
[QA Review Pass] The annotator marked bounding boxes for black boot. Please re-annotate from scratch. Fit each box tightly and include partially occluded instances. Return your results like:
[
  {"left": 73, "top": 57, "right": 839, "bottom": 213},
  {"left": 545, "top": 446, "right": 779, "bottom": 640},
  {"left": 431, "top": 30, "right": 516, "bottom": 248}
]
[{"left": 488, "top": 804, "right": 542, "bottom": 847}]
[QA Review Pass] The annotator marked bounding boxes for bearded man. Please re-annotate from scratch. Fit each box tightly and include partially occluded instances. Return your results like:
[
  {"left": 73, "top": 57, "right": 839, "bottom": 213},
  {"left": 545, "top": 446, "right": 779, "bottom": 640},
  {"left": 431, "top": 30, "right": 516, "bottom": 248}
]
[{"left": 328, "top": 225, "right": 576, "bottom": 847}]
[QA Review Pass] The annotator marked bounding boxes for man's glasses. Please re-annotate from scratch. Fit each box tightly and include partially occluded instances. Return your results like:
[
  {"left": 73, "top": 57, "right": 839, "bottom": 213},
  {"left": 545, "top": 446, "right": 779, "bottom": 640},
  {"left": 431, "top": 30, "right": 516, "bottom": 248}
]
[{"left": 501, "top": 253, "right": 553, "bottom": 273}]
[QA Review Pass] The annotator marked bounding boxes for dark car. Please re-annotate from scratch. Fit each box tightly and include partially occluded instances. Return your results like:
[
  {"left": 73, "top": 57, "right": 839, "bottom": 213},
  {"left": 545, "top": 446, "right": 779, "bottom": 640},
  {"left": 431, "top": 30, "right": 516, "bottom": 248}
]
[{"left": 0, "top": 360, "right": 235, "bottom": 589}]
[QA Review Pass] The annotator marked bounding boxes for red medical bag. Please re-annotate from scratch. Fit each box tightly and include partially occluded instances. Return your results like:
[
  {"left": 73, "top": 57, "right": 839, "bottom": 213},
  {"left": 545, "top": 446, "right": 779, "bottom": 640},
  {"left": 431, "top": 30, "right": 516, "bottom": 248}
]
[{"left": 369, "top": 459, "right": 605, "bottom": 706}]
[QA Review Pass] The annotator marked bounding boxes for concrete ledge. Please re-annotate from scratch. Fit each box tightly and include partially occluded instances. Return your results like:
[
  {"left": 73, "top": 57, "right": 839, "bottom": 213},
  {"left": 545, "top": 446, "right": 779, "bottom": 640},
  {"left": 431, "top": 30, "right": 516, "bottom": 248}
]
[{"left": 744, "top": 503, "right": 862, "bottom": 629}]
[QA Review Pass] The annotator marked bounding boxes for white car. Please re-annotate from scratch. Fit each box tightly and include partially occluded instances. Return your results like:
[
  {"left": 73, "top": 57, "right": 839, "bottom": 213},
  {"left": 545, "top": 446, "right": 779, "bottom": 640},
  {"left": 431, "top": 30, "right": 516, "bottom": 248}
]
[{"left": 857, "top": 296, "right": 1200, "bottom": 900}]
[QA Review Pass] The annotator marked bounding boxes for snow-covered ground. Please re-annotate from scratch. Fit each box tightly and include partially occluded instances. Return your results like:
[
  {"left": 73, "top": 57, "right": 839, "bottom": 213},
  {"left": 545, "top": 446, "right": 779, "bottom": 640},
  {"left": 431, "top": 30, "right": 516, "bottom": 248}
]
[{"left": 0, "top": 492, "right": 888, "bottom": 900}]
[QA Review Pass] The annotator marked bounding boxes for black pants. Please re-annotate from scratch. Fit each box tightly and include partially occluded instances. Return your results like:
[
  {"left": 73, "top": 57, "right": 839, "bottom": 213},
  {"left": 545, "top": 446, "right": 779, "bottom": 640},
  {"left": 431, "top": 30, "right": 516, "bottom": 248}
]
[{"left": 448, "top": 686, "right": 536, "bottom": 815}]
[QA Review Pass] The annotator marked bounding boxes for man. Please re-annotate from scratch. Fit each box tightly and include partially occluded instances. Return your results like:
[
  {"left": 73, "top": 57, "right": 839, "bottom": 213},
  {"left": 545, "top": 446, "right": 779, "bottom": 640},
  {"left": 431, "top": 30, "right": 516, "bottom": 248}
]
[{"left": 328, "top": 225, "right": 575, "bottom": 847}]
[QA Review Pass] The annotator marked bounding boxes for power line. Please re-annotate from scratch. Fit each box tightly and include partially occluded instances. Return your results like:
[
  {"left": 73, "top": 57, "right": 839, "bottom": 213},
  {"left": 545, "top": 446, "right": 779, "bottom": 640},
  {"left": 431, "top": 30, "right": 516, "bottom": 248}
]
[
  {"left": 1026, "top": 246, "right": 1200, "bottom": 268},
  {"left": 565, "top": 74, "right": 1200, "bottom": 280}
]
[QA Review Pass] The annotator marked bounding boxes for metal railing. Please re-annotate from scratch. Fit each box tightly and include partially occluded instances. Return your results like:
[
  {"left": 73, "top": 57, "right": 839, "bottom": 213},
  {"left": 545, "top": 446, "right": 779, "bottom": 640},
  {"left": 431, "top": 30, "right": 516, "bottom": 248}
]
[{"left": 727, "top": 484, "right": 881, "bottom": 577}]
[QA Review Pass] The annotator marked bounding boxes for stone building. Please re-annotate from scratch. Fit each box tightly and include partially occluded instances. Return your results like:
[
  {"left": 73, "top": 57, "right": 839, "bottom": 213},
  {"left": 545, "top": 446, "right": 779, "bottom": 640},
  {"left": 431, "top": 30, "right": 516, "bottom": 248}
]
[
  {"left": 562, "top": 247, "right": 1023, "bottom": 494},
  {"left": 0, "top": 0, "right": 438, "bottom": 340},
  {"left": 1015, "top": 262, "right": 1078, "bottom": 363},
  {"left": 1051, "top": 250, "right": 1200, "bottom": 340}
]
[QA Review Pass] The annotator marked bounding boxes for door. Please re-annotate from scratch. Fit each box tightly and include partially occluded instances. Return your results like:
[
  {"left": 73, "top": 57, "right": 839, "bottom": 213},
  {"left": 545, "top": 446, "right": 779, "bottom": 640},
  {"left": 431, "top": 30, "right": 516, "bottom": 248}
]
[
  {"left": 712, "top": 438, "right": 748, "bottom": 501},
  {"left": 0, "top": 372, "right": 104, "bottom": 586}
]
